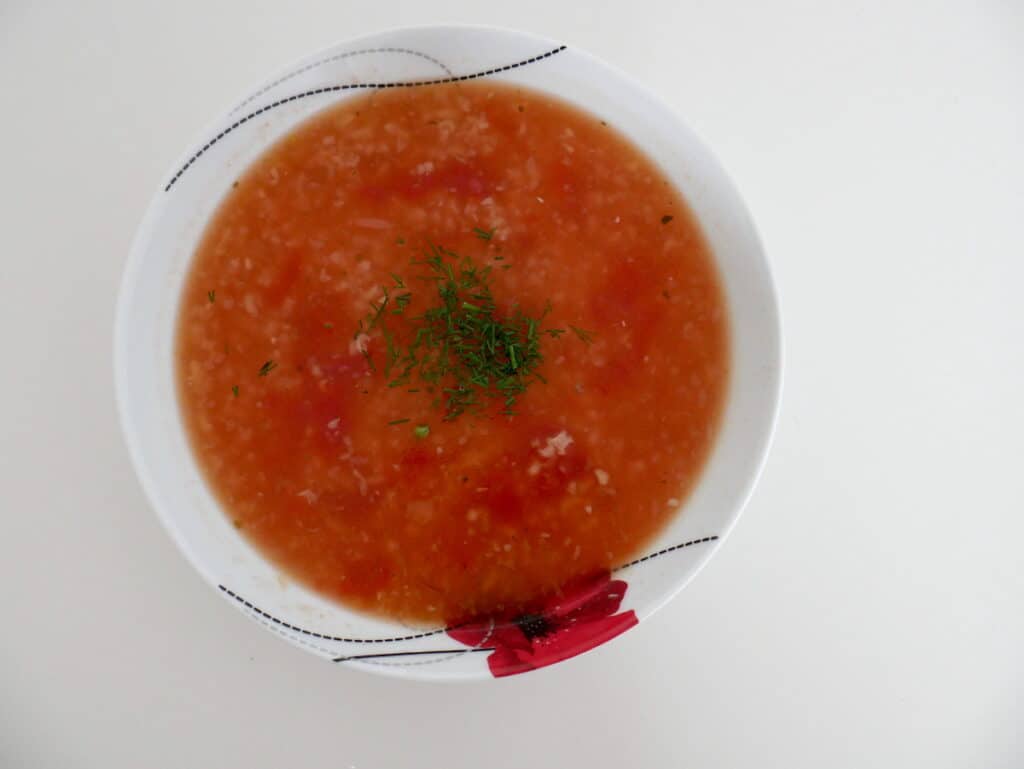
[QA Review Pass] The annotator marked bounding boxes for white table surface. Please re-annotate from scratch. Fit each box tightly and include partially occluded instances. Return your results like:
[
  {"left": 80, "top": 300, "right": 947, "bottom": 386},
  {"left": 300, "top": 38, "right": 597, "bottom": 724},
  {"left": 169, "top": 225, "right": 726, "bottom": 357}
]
[{"left": 2, "top": 1, "right": 1022, "bottom": 767}]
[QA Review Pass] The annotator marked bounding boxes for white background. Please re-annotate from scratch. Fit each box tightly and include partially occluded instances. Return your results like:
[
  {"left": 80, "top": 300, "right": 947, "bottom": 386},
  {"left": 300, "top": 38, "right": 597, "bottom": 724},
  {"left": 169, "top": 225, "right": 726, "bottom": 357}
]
[{"left": 1, "top": 1, "right": 1022, "bottom": 767}]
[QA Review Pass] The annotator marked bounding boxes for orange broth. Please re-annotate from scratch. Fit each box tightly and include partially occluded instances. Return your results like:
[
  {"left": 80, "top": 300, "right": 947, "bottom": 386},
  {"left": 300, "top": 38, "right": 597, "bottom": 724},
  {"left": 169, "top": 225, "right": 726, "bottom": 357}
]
[{"left": 176, "top": 82, "right": 728, "bottom": 625}]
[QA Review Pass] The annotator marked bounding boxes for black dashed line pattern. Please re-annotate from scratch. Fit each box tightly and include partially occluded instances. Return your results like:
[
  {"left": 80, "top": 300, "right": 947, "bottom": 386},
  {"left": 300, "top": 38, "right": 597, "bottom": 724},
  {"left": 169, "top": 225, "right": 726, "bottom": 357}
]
[
  {"left": 248, "top": 611, "right": 344, "bottom": 657},
  {"left": 232, "top": 47, "right": 455, "bottom": 114},
  {"left": 164, "top": 45, "right": 568, "bottom": 192},
  {"left": 220, "top": 535, "right": 717, "bottom": 646},
  {"left": 333, "top": 647, "right": 494, "bottom": 664},
  {"left": 614, "top": 536, "right": 720, "bottom": 570},
  {"left": 220, "top": 586, "right": 448, "bottom": 643}
]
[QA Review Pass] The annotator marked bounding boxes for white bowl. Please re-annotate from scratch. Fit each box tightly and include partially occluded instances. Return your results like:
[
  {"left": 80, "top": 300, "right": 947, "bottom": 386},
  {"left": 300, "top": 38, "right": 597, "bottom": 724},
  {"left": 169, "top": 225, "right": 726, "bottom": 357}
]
[{"left": 115, "top": 25, "right": 781, "bottom": 681}]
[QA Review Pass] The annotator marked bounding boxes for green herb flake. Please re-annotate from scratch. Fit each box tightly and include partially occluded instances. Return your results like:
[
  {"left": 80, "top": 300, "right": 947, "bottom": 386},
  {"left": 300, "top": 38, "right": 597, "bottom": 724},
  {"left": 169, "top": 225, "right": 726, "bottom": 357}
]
[
  {"left": 388, "top": 418, "right": 411, "bottom": 426},
  {"left": 569, "top": 325, "right": 596, "bottom": 344},
  {"left": 413, "top": 424, "right": 430, "bottom": 439},
  {"left": 207, "top": 290, "right": 216, "bottom": 303},
  {"left": 396, "top": 237, "right": 406, "bottom": 245},
  {"left": 231, "top": 385, "right": 240, "bottom": 398},
  {"left": 357, "top": 244, "right": 562, "bottom": 421},
  {"left": 258, "top": 360, "right": 277, "bottom": 377},
  {"left": 661, "top": 215, "right": 674, "bottom": 224},
  {"left": 472, "top": 227, "right": 495, "bottom": 241}
]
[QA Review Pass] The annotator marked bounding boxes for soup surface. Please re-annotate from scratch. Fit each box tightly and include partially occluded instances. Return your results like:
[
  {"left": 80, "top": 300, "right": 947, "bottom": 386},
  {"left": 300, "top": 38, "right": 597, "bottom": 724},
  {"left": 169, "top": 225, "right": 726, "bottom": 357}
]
[{"left": 176, "top": 81, "right": 728, "bottom": 625}]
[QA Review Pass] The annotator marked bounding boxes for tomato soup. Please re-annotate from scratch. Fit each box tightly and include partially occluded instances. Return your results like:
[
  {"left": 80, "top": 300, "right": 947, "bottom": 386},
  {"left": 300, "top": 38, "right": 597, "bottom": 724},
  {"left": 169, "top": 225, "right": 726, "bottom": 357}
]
[{"left": 176, "top": 82, "right": 728, "bottom": 625}]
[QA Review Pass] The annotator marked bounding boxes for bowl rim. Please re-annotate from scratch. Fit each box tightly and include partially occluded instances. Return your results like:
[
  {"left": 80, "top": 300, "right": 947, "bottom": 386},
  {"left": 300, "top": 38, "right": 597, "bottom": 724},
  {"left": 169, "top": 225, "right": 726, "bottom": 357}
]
[{"left": 114, "top": 22, "right": 783, "bottom": 681}]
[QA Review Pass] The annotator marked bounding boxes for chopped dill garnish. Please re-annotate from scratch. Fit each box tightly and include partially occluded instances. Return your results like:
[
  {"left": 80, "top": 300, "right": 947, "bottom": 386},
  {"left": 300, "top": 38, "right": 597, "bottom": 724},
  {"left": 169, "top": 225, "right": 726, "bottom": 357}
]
[
  {"left": 391, "top": 291, "right": 412, "bottom": 315},
  {"left": 413, "top": 424, "right": 430, "bottom": 439},
  {"left": 258, "top": 360, "right": 277, "bottom": 377},
  {"left": 388, "top": 418, "right": 411, "bottom": 426},
  {"left": 396, "top": 237, "right": 406, "bottom": 245},
  {"left": 231, "top": 385, "right": 239, "bottom": 397},
  {"left": 207, "top": 290, "right": 216, "bottom": 303},
  {"left": 472, "top": 227, "right": 495, "bottom": 241},
  {"left": 358, "top": 243, "right": 569, "bottom": 420}
]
